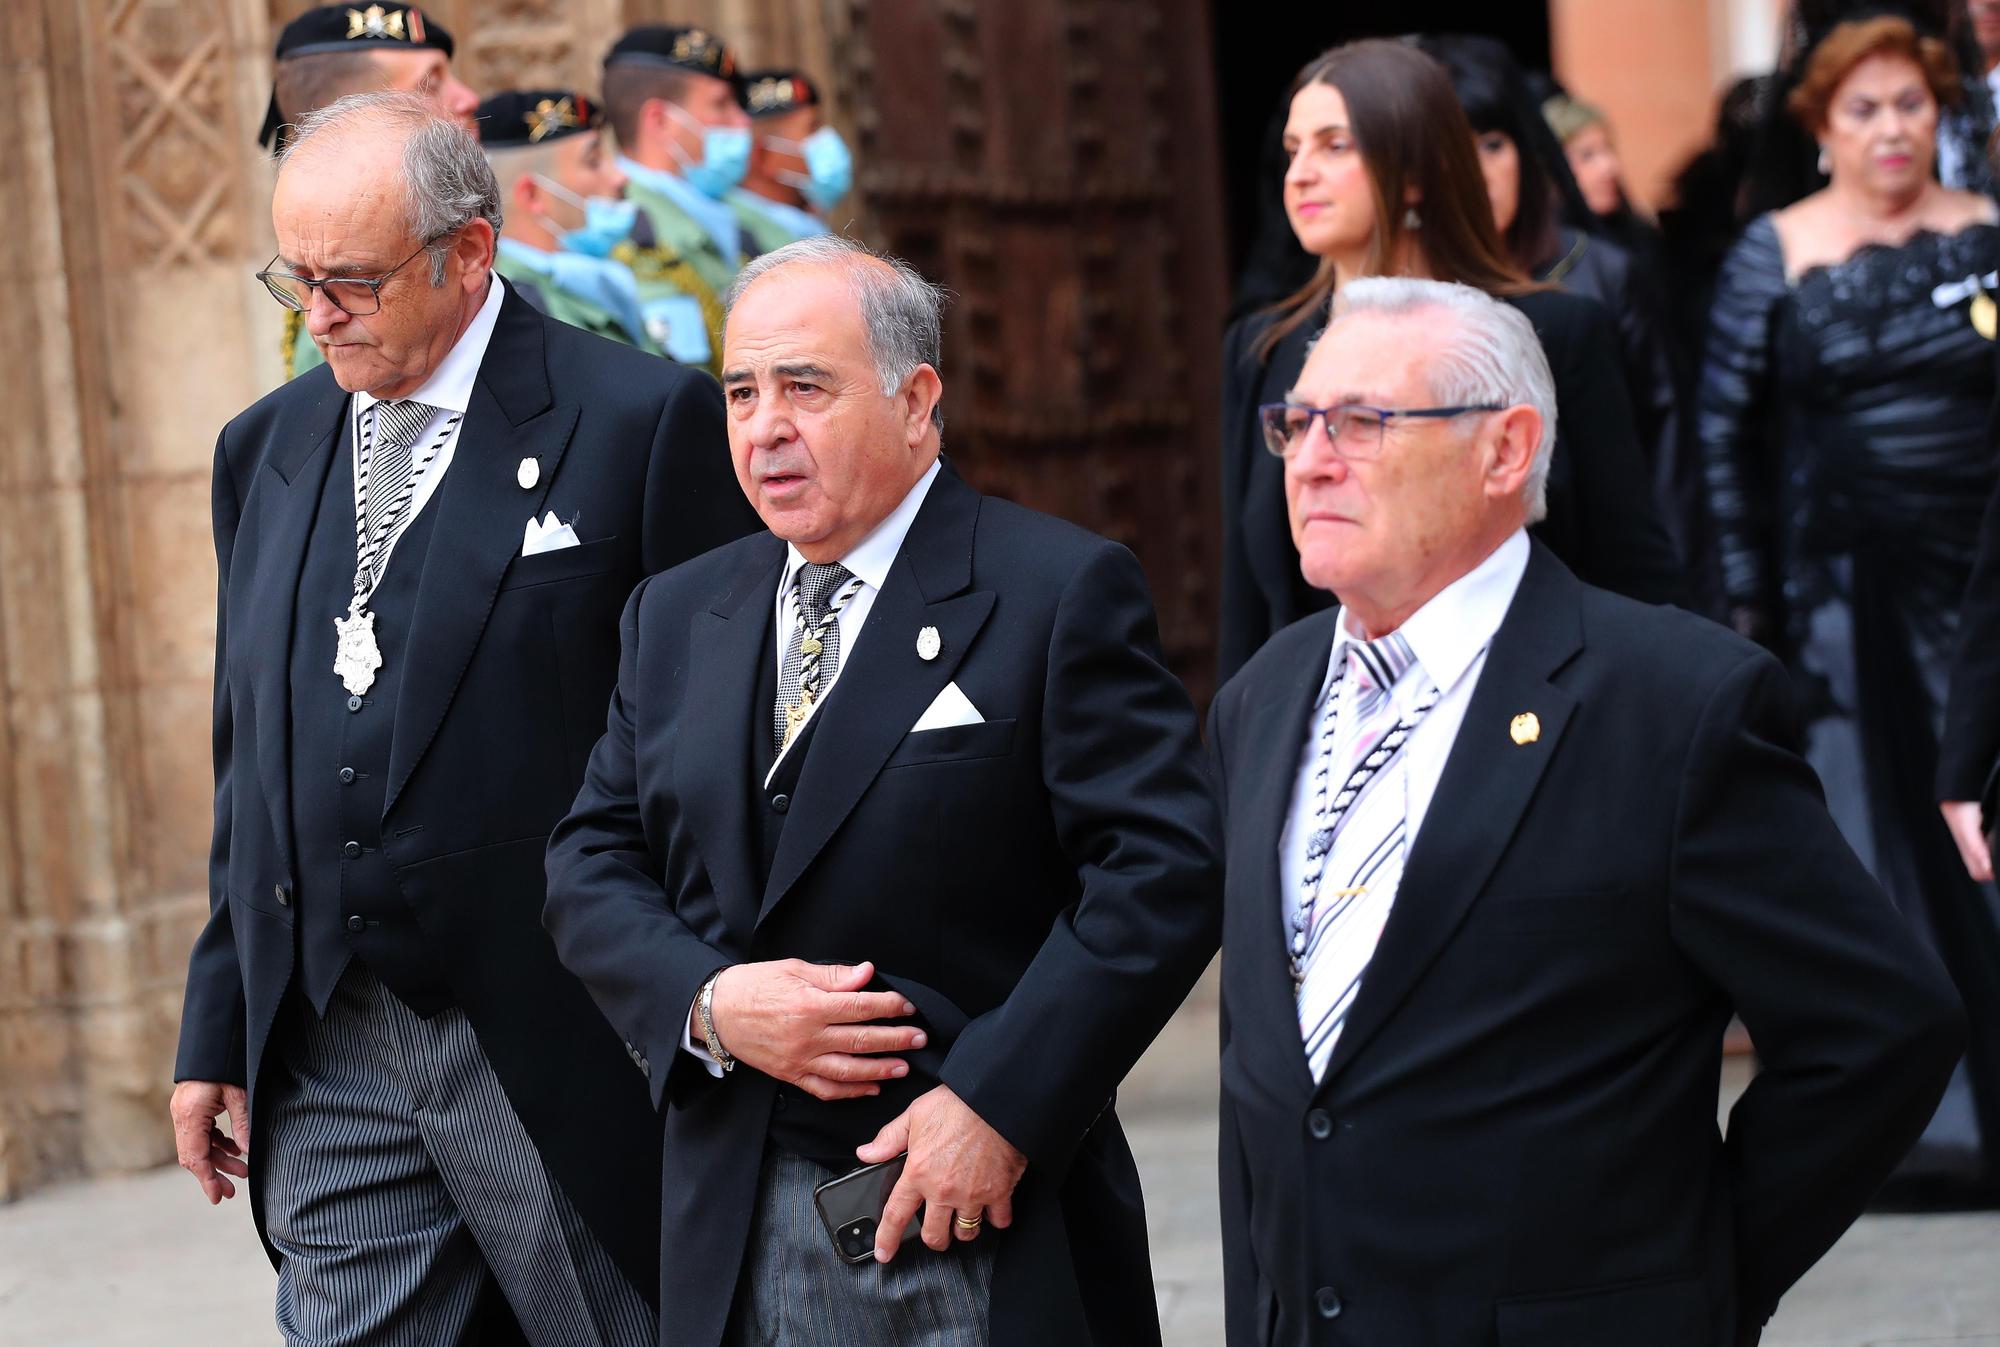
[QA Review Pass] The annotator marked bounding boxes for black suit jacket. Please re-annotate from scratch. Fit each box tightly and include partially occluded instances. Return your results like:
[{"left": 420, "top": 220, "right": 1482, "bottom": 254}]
[
  {"left": 1209, "top": 543, "right": 1963, "bottom": 1347},
  {"left": 174, "top": 281, "right": 759, "bottom": 1294},
  {"left": 1940, "top": 470, "right": 2000, "bottom": 804},
  {"left": 544, "top": 464, "right": 1223, "bottom": 1347},
  {"left": 1217, "top": 288, "right": 1689, "bottom": 683}
]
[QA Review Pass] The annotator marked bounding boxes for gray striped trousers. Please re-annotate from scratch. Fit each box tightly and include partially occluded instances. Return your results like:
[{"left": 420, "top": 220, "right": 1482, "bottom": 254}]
[
  {"left": 261, "top": 964, "right": 655, "bottom": 1347},
  {"left": 725, "top": 1147, "right": 996, "bottom": 1346}
]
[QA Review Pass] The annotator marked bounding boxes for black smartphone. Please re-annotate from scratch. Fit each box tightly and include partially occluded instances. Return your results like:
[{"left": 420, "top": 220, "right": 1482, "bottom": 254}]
[{"left": 812, "top": 1154, "right": 922, "bottom": 1265}]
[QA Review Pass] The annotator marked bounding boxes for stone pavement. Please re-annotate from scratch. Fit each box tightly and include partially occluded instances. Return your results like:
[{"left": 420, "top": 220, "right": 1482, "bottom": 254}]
[{"left": 4, "top": 994, "right": 1996, "bottom": 1346}]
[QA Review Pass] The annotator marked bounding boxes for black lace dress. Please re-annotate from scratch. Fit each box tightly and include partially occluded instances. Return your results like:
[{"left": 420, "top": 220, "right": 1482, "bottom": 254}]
[{"left": 1698, "top": 214, "right": 2000, "bottom": 1200}]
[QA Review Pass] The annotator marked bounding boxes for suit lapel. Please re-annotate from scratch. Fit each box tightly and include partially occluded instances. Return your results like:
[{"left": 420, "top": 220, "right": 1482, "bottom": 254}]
[
  {"left": 1313, "top": 545, "right": 1583, "bottom": 1093},
  {"left": 675, "top": 540, "right": 787, "bottom": 944},
  {"left": 245, "top": 388, "right": 348, "bottom": 879},
  {"left": 385, "top": 285, "right": 579, "bottom": 814},
  {"left": 1231, "top": 616, "right": 1336, "bottom": 1098},
  {"left": 757, "top": 469, "right": 994, "bottom": 930}
]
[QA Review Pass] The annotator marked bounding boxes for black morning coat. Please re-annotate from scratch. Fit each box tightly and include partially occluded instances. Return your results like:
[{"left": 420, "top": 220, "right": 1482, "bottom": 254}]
[
  {"left": 544, "top": 463, "right": 1225, "bottom": 1347},
  {"left": 1218, "top": 287, "right": 1690, "bottom": 685},
  {"left": 1208, "top": 541, "right": 1965, "bottom": 1347},
  {"left": 173, "top": 279, "right": 761, "bottom": 1300}
]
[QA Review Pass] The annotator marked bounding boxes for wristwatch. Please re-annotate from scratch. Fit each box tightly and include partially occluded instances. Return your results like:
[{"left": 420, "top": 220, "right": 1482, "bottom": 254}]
[{"left": 698, "top": 969, "right": 736, "bottom": 1073}]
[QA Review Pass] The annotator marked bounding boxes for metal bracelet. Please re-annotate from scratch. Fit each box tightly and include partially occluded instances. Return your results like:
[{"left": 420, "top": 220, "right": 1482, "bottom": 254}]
[{"left": 698, "top": 970, "right": 736, "bottom": 1073}]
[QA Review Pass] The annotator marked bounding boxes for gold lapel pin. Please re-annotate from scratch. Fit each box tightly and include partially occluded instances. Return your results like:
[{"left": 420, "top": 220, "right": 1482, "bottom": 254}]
[{"left": 1510, "top": 712, "right": 1540, "bottom": 746}]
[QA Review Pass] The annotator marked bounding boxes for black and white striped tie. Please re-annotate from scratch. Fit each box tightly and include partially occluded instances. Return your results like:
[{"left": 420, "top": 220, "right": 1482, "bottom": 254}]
[
  {"left": 358, "top": 398, "right": 434, "bottom": 586},
  {"left": 773, "top": 562, "right": 861, "bottom": 750}
]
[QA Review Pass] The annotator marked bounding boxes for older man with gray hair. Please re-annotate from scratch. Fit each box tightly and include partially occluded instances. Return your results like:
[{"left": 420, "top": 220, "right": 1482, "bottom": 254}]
[
  {"left": 170, "top": 90, "right": 755, "bottom": 1346},
  {"left": 1209, "top": 276, "right": 1964, "bottom": 1346},
  {"left": 545, "top": 233, "right": 1223, "bottom": 1347}
]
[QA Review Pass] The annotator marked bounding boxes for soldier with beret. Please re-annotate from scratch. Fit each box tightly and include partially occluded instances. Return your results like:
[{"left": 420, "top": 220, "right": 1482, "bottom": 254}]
[
  {"left": 261, "top": 4, "right": 480, "bottom": 381},
  {"left": 601, "top": 25, "right": 752, "bottom": 374},
  {"left": 478, "top": 90, "right": 659, "bottom": 355},
  {"left": 730, "top": 70, "right": 854, "bottom": 253}
]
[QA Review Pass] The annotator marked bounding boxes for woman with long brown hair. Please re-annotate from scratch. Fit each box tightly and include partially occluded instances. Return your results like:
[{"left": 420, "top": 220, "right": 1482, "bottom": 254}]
[{"left": 1217, "top": 39, "right": 1683, "bottom": 682}]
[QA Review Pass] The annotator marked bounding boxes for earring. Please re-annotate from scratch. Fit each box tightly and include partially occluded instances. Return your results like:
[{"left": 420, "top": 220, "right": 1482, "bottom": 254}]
[
  {"left": 1817, "top": 146, "right": 1830, "bottom": 175},
  {"left": 1403, "top": 206, "right": 1422, "bottom": 230}
]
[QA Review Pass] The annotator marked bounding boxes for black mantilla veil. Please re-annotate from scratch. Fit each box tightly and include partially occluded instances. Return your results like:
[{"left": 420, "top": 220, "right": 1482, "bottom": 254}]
[{"left": 1743, "top": 0, "right": 1999, "bottom": 218}]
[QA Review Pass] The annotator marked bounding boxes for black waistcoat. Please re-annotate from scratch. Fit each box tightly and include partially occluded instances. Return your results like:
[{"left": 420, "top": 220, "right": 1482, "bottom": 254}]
[
  {"left": 749, "top": 619, "right": 931, "bottom": 1171},
  {"left": 288, "top": 412, "right": 452, "bottom": 1017}
]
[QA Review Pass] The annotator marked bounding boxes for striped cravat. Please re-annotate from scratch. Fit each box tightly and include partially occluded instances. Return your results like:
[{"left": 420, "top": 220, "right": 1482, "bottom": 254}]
[
  {"left": 357, "top": 398, "right": 436, "bottom": 588},
  {"left": 773, "top": 562, "right": 862, "bottom": 751},
  {"left": 1293, "top": 629, "right": 1437, "bottom": 1082}
]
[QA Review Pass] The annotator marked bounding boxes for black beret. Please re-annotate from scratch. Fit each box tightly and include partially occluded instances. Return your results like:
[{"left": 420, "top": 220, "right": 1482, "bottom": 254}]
[
  {"left": 604, "top": 25, "right": 739, "bottom": 83},
  {"left": 260, "top": 5, "right": 457, "bottom": 148},
  {"left": 274, "top": 4, "right": 454, "bottom": 60},
  {"left": 740, "top": 70, "right": 820, "bottom": 118},
  {"left": 477, "top": 90, "right": 604, "bottom": 148}
]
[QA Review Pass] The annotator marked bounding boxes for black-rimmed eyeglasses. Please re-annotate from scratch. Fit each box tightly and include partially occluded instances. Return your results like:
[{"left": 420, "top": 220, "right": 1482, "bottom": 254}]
[
  {"left": 1257, "top": 401, "right": 1506, "bottom": 459},
  {"left": 255, "top": 233, "right": 448, "bottom": 316}
]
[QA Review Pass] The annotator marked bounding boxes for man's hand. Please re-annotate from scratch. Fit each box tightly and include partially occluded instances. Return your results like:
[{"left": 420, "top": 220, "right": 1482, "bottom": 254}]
[
  {"left": 858, "top": 1085, "right": 1027, "bottom": 1262},
  {"left": 170, "top": 1080, "right": 250, "bottom": 1205},
  {"left": 1941, "top": 801, "right": 1994, "bottom": 882},
  {"left": 702, "top": 960, "right": 926, "bottom": 1101}
]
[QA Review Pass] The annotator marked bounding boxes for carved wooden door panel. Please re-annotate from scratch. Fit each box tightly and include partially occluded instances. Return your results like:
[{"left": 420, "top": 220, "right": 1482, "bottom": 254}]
[{"left": 833, "top": 0, "right": 1230, "bottom": 704}]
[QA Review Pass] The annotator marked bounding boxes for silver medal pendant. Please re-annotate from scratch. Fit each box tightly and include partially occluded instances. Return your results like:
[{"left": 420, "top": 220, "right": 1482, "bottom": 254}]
[{"left": 334, "top": 605, "right": 384, "bottom": 695}]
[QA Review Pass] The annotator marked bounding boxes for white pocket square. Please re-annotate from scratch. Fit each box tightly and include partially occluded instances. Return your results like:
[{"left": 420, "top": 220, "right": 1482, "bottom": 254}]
[
  {"left": 911, "top": 680, "right": 983, "bottom": 733},
  {"left": 522, "top": 512, "right": 581, "bottom": 557}
]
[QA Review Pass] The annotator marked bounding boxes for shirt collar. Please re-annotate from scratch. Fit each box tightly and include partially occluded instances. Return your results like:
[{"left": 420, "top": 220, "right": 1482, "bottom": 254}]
[
  {"left": 354, "top": 275, "right": 504, "bottom": 417},
  {"left": 727, "top": 189, "right": 829, "bottom": 243},
  {"left": 780, "top": 458, "right": 943, "bottom": 599},
  {"left": 496, "top": 235, "right": 554, "bottom": 272},
  {"left": 618, "top": 154, "right": 742, "bottom": 263},
  {"left": 1323, "top": 528, "right": 1531, "bottom": 698}
]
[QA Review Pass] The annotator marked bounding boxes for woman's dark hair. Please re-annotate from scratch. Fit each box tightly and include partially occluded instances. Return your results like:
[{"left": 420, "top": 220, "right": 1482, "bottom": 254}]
[
  {"left": 1416, "top": 33, "right": 1599, "bottom": 276},
  {"left": 1255, "top": 39, "right": 1531, "bottom": 361}
]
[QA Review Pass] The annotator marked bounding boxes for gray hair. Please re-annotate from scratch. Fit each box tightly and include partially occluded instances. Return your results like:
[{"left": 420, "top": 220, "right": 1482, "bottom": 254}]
[
  {"left": 725, "top": 235, "right": 950, "bottom": 432},
  {"left": 277, "top": 91, "right": 502, "bottom": 286},
  {"left": 1327, "top": 277, "right": 1559, "bottom": 523}
]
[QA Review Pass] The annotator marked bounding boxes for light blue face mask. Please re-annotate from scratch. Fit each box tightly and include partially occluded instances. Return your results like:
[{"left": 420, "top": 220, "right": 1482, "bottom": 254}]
[
  {"left": 767, "top": 126, "right": 854, "bottom": 211},
  {"left": 665, "top": 102, "right": 752, "bottom": 199},
  {"left": 533, "top": 176, "right": 639, "bottom": 258}
]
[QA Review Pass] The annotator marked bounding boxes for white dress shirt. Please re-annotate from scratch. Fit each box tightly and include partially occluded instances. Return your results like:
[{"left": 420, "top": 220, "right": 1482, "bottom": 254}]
[
  {"left": 684, "top": 457, "right": 944, "bottom": 1071},
  {"left": 348, "top": 276, "right": 505, "bottom": 558},
  {"left": 1277, "top": 529, "right": 1531, "bottom": 966}
]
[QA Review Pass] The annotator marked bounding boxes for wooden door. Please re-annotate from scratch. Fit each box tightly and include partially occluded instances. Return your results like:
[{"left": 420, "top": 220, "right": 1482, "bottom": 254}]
[{"left": 831, "top": 0, "right": 1231, "bottom": 704}]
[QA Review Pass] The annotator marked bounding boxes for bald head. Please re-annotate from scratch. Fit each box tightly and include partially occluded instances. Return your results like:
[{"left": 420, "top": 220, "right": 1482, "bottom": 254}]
[{"left": 272, "top": 92, "right": 500, "bottom": 399}]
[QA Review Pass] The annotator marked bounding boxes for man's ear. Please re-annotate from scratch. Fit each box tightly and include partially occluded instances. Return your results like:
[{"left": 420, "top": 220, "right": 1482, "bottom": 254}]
[
  {"left": 902, "top": 364, "right": 943, "bottom": 446},
  {"left": 1483, "top": 403, "right": 1541, "bottom": 503},
  {"left": 512, "top": 174, "right": 543, "bottom": 214},
  {"left": 454, "top": 217, "right": 497, "bottom": 291}
]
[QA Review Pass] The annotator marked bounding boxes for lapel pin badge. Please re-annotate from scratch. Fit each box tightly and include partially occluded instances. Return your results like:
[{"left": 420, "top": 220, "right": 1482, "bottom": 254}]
[
  {"left": 916, "top": 626, "right": 941, "bottom": 661},
  {"left": 517, "top": 457, "right": 540, "bottom": 490},
  {"left": 1510, "top": 712, "right": 1541, "bottom": 746}
]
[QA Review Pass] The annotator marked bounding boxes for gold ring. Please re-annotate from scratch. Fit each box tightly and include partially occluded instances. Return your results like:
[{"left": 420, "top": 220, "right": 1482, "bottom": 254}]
[{"left": 953, "top": 1212, "right": 983, "bottom": 1230}]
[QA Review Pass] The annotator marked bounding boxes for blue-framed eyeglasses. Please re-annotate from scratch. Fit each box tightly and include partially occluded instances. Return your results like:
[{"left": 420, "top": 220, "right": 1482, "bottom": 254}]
[{"left": 1258, "top": 401, "right": 1505, "bottom": 459}]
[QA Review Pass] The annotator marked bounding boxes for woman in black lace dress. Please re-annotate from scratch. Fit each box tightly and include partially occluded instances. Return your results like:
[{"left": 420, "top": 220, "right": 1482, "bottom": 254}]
[{"left": 1698, "top": 14, "right": 2000, "bottom": 1203}]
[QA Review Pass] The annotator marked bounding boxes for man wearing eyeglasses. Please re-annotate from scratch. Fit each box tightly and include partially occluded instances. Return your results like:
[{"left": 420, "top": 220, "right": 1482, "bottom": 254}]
[
  {"left": 1209, "top": 276, "right": 1963, "bottom": 1347},
  {"left": 258, "top": 5, "right": 482, "bottom": 382},
  {"left": 170, "top": 90, "right": 754, "bottom": 1346}
]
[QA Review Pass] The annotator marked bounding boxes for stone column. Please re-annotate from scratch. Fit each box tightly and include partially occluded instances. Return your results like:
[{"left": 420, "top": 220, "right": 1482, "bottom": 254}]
[{"left": 0, "top": 0, "right": 276, "bottom": 1199}]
